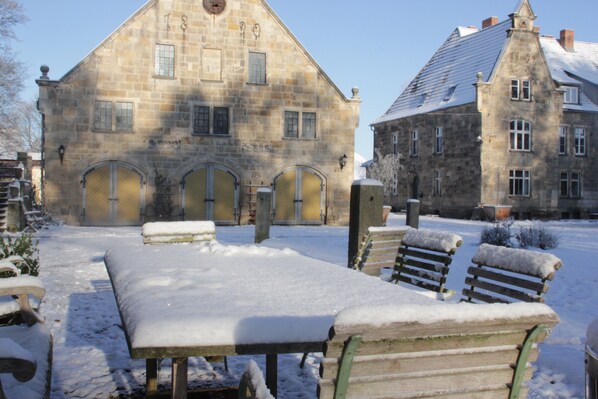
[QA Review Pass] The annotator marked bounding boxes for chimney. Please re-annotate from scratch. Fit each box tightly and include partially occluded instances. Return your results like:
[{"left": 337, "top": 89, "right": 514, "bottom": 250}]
[
  {"left": 560, "top": 29, "right": 575, "bottom": 51},
  {"left": 482, "top": 16, "right": 499, "bottom": 29}
]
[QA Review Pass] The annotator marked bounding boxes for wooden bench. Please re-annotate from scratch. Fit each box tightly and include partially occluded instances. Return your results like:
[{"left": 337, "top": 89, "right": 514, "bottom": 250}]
[
  {"left": 390, "top": 228, "right": 463, "bottom": 297},
  {"left": 141, "top": 221, "right": 216, "bottom": 244},
  {"left": 462, "top": 243, "right": 563, "bottom": 304},
  {"left": 352, "top": 227, "right": 410, "bottom": 276},
  {"left": 0, "top": 276, "right": 52, "bottom": 399},
  {"left": 242, "top": 302, "right": 559, "bottom": 399}
]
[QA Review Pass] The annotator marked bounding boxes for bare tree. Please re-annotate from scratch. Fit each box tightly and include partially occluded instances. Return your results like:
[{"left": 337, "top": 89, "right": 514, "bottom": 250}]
[
  {"left": 0, "top": 0, "right": 28, "bottom": 156},
  {"left": 367, "top": 148, "right": 403, "bottom": 201}
]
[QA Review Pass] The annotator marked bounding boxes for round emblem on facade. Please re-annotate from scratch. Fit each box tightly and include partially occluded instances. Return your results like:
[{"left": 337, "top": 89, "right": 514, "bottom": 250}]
[{"left": 203, "top": 0, "right": 226, "bottom": 15}]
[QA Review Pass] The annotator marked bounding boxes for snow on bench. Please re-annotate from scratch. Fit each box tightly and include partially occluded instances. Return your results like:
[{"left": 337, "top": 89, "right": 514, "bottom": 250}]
[{"left": 141, "top": 221, "right": 216, "bottom": 244}]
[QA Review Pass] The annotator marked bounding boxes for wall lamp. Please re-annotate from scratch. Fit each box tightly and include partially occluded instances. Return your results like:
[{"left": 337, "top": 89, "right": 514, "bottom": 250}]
[
  {"left": 58, "top": 145, "right": 65, "bottom": 165},
  {"left": 338, "top": 154, "right": 348, "bottom": 170}
]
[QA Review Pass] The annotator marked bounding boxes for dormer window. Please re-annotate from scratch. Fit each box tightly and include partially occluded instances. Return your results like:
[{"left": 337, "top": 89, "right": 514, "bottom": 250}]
[
  {"left": 443, "top": 85, "right": 457, "bottom": 102},
  {"left": 417, "top": 93, "right": 427, "bottom": 107},
  {"left": 563, "top": 86, "right": 579, "bottom": 104}
]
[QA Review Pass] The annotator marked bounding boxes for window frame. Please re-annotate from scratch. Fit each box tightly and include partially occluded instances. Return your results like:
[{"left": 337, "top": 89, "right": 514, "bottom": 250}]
[
  {"left": 559, "top": 126, "right": 568, "bottom": 155},
  {"left": 574, "top": 127, "right": 586, "bottom": 156},
  {"left": 511, "top": 79, "right": 520, "bottom": 100},
  {"left": 283, "top": 110, "right": 318, "bottom": 139},
  {"left": 248, "top": 51, "right": 267, "bottom": 85},
  {"left": 93, "top": 100, "right": 135, "bottom": 132},
  {"left": 433, "top": 169, "right": 442, "bottom": 196},
  {"left": 154, "top": 43, "right": 176, "bottom": 79},
  {"left": 560, "top": 171, "right": 581, "bottom": 198},
  {"left": 509, "top": 170, "right": 531, "bottom": 197},
  {"left": 563, "top": 86, "right": 579, "bottom": 104},
  {"left": 192, "top": 104, "right": 231, "bottom": 136},
  {"left": 509, "top": 120, "right": 532, "bottom": 151},
  {"left": 392, "top": 133, "right": 398, "bottom": 155},
  {"left": 435, "top": 127, "right": 443, "bottom": 154},
  {"left": 410, "top": 131, "right": 419, "bottom": 157}
]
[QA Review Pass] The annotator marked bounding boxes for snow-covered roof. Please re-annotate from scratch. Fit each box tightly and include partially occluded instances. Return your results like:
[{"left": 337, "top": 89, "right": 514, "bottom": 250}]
[
  {"left": 540, "top": 36, "right": 598, "bottom": 112},
  {"left": 373, "top": 19, "right": 511, "bottom": 124}
]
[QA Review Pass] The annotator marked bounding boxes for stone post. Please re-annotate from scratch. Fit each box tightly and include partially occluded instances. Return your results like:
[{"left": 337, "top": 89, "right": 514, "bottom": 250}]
[
  {"left": 348, "top": 179, "right": 383, "bottom": 267},
  {"left": 7, "top": 199, "right": 24, "bottom": 232},
  {"left": 255, "top": 188, "right": 272, "bottom": 244},
  {"left": 406, "top": 199, "right": 420, "bottom": 229}
]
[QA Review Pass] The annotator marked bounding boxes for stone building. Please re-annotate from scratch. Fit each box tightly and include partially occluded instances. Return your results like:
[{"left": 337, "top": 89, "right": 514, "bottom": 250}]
[
  {"left": 37, "top": 0, "right": 360, "bottom": 226},
  {"left": 371, "top": 0, "right": 598, "bottom": 220}
]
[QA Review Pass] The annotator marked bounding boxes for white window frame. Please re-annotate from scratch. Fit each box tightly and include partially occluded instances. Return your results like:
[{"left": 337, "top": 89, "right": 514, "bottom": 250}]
[
  {"left": 563, "top": 86, "right": 579, "bottom": 104},
  {"left": 411, "top": 131, "right": 419, "bottom": 156},
  {"left": 559, "top": 126, "right": 568, "bottom": 155},
  {"left": 509, "top": 170, "right": 531, "bottom": 197},
  {"left": 510, "top": 120, "right": 531, "bottom": 151},
  {"left": 248, "top": 52, "right": 266, "bottom": 84},
  {"left": 574, "top": 127, "right": 586, "bottom": 156},
  {"left": 435, "top": 127, "right": 443, "bottom": 154},
  {"left": 155, "top": 43, "right": 175, "bottom": 78},
  {"left": 560, "top": 171, "right": 581, "bottom": 198},
  {"left": 392, "top": 133, "right": 398, "bottom": 155},
  {"left": 511, "top": 79, "right": 520, "bottom": 100}
]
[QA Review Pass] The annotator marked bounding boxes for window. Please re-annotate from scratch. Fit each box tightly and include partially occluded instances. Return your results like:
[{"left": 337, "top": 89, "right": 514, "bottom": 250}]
[
  {"left": 248, "top": 52, "right": 266, "bottom": 84},
  {"left": 560, "top": 172, "right": 581, "bottom": 197},
  {"left": 443, "top": 85, "right": 457, "bottom": 102},
  {"left": 392, "top": 172, "right": 398, "bottom": 195},
  {"left": 94, "top": 101, "right": 112, "bottom": 131},
  {"left": 511, "top": 79, "right": 531, "bottom": 101},
  {"left": 574, "top": 128, "right": 586, "bottom": 155},
  {"left": 509, "top": 170, "right": 530, "bottom": 196},
  {"left": 559, "top": 127, "right": 568, "bottom": 155},
  {"left": 411, "top": 131, "right": 419, "bottom": 156},
  {"left": 433, "top": 170, "right": 442, "bottom": 196},
  {"left": 435, "top": 127, "right": 443, "bottom": 154},
  {"left": 115, "top": 102, "right": 134, "bottom": 131},
  {"left": 155, "top": 44, "right": 175, "bottom": 78},
  {"left": 392, "top": 133, "right": 398, "bottom": 155},
  {"left": 563, "top": 86, "right": 579, "bottom": 104},
  {"left": 417, "top": 93, "right": 427, "bottom": 107},
  {"left": 94, "top": 100, "right": 134, "bottom": 132},
  {"left": 192, "top": 105, "right": 230, "bottom": 135},
  {"left": 284, "top": 111, "right": 317, "bottom": 139},
  {"left": 510, "top": 120, "right": 531, "bottom": 151}
]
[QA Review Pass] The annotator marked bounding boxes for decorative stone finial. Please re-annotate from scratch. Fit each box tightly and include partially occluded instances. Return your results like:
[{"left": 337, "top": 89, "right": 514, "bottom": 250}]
[
  {"left": 39, "top": 65, "right": 50, "bottom": 80},
  {"left": 351, "top": 87, "right": 360, "bottom": 99},
  {"left": 476, "top": 72, "right": 483, "bottom": 82}
]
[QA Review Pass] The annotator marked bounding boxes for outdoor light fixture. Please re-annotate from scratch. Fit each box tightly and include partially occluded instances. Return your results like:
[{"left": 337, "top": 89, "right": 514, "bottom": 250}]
[
  {"left": 58, "top": 145, "right": 65, "bottom": 165},
  {"left": 339, "top": 154, "right": 348, "bottom": 170}
]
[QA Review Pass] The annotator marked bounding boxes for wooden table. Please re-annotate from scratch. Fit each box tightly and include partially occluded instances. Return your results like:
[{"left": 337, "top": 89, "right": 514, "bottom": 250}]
[{"left": 104, "top": 243, "right": 434, "bottom": 398}]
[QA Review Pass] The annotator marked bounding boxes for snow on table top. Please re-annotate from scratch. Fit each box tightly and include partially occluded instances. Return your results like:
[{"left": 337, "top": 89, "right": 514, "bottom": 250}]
[
  {"left": 402, "top": 228, "right": 463, "bottom": 252},
  {"left": 104, "top": 242, "right": 435, "bottom": 350},
  {"left": 141, "top": 221, "right": 216, "bottom": 236},
  {"left": 472, "top": 243, "right": 562, "bottom": 279},
  {"left": 334, "top": 302, "right": 557, "bottom": 329}
]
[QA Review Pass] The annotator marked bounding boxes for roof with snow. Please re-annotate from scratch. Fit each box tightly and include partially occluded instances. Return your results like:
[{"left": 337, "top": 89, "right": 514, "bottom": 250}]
[{"left": 373, "top": 3, "right": 598, "bottom": 125}]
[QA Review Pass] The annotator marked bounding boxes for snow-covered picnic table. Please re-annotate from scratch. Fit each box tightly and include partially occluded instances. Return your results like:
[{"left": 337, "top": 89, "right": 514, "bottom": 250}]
[{"left": 104, "top": 241, "right": 435, "bottom": 398}]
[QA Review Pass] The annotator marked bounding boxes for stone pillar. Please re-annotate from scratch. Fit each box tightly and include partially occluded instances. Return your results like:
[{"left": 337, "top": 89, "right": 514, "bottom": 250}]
[
  {"left": 406, "top": 199, "right": 420, "bottom": 229},
  {"left": 348, "top": 179, "right": 383, "bottom": 267},
  {"left": 255, "top": 188, "right": 272, "bottom": 244},
  {"left": 7, "top": 199, "right": 24, "bottom": 232}
]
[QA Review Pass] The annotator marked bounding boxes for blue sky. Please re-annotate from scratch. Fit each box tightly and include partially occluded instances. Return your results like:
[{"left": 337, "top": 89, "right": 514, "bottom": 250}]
[{"left": 14, "top": 0, "right": 598, "bottom": 159}]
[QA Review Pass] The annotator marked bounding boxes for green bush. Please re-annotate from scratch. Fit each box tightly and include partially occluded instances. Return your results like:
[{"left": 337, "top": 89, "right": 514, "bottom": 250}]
[
  {"left": 480, "top": 220, "right": 513, "bottom": 247},
  {"left": 516, "top": 222, "right": 559, "bottom": 250},
  {"left": 0, "top": 233, "right": 40, "bottom": 276}
]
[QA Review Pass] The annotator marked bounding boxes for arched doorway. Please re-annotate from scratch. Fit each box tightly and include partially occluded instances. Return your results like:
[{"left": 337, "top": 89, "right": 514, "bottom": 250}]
[
  {"left": 181, "top": 164, "right": 239, "bottom": 225},
  {"left": 82, "top": 161, "right": 146, "bottom": 226},
  {"left": 273, "top": 167, "right": 325, "bottom": 225}
]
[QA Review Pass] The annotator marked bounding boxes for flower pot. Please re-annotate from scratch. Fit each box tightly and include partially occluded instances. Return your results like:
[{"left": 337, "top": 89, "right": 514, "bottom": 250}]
[{"left": 483, "top": 205, "right": 512, "bottom": 222}]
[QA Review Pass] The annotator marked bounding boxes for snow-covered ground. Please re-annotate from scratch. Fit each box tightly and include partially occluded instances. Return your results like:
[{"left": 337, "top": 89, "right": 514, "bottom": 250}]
[{"left": 33, "top": 214, "right": 597, "bottom": 398}]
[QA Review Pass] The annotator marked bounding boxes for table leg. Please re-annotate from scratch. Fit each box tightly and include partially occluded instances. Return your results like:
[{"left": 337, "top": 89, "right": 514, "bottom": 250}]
[
  {"left": 171, "top": 357, "right": 188, "bottom": 399},
  {"left": 146, "top": 359, "right": 158, "bottom": 398},
  {"left": 266, "top": 354, "right": 278, "bottom": 397}
]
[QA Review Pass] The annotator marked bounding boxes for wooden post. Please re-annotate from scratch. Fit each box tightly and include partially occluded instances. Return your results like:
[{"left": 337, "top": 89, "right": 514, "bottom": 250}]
[
  {"left": 171, "top": 357, "right": 188, "bottom": 399},
  {"left": 255, "top": 188, "right": 272, "bottom": 244},
  {"left": 406, "top": 199, "right": 420, "bottom": 229},
  {"left": 266, "top": 354, "right": 278, "bottom": 398},
  {"left": 146, "top": 359, "right": 158, "bottom": 397},
  {"left": 348, "top": 179, "right": 383, "bottom": 267}
]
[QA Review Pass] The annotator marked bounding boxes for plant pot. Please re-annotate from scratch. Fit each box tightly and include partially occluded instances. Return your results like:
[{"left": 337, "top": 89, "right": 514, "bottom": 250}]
[
  {"left": 483, "top": 205, "right": 512, "bottom": 222},
  {"left": 382, "top": 205, "right": 392, "bottom": 226}
]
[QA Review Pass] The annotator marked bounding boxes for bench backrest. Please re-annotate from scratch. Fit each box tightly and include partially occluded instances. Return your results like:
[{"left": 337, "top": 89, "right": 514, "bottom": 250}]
[
  {"left": 462, "top": 244, "right": 563, "bottom": 304},
  {"left": 353, "top": 227, "right": 410, "bottom": 276},
  {"left": 391, "top": 229, "right": 463, "bottom": 294},
  {"left": 317, "top": 303, "right": 559, "bottom": 399}
]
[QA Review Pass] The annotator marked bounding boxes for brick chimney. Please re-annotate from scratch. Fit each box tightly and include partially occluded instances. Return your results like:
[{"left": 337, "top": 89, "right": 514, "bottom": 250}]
[
  {"left": 482, "top": 16, "right": 499, "bottom": 29},
  {"left": 560, "top": 29, "right": 575, "bottom": 51}
]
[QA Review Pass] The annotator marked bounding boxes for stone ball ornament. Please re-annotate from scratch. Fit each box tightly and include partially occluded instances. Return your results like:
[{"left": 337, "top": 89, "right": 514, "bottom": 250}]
[{"left": 203, "top": 0, "right": 226, "bottom": 15}]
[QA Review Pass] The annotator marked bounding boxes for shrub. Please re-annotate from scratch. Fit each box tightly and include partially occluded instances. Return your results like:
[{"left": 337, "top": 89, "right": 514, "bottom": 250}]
[
  {"left": 516, "top": 222, "right": 559, "bottom": 250},
  {"left": 480, "top": 220, "right": 513, "bottom": 247},
  {"left": 0, "top": 233, "right": 40, "bottom": 276}
]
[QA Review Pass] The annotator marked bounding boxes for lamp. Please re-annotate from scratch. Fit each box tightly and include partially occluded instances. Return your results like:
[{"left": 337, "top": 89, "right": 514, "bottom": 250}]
[
  {"left": 58, "top": 145, "right": 65, "bottom": 165},
  {"left": 338, "top": 154, "right": 348, "bottom": 170}
]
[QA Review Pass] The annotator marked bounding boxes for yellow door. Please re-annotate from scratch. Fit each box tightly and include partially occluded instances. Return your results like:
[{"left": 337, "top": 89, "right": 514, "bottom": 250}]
[
  {"left": 274, "top": 167, "right": 324, "bottom": 225},
  {"left": 83, "top": 162, "right": 144, "bottom": 226},
  {"left": 182, "top": 165, "right": 238, "bottom": 224}
]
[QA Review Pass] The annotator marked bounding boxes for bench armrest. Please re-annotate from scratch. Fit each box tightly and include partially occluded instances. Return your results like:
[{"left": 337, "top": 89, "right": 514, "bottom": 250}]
[
  {"left": 0, "top": 338, "right": 37, "bottom": 382},
  {"left": 0, "top": 276, "right": 46, "bottom": 326}
]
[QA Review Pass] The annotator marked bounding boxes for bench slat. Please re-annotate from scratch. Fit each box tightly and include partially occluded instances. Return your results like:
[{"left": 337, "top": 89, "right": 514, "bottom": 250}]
[
  {"left": 468, "top": 266, "right": 548, "bottom": 293},
  {"left": 398, "top": 247, "right": 453, "bottom": 264},
  {"left": 464, "top": 277, "right": 543, "bottom": 303}
]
